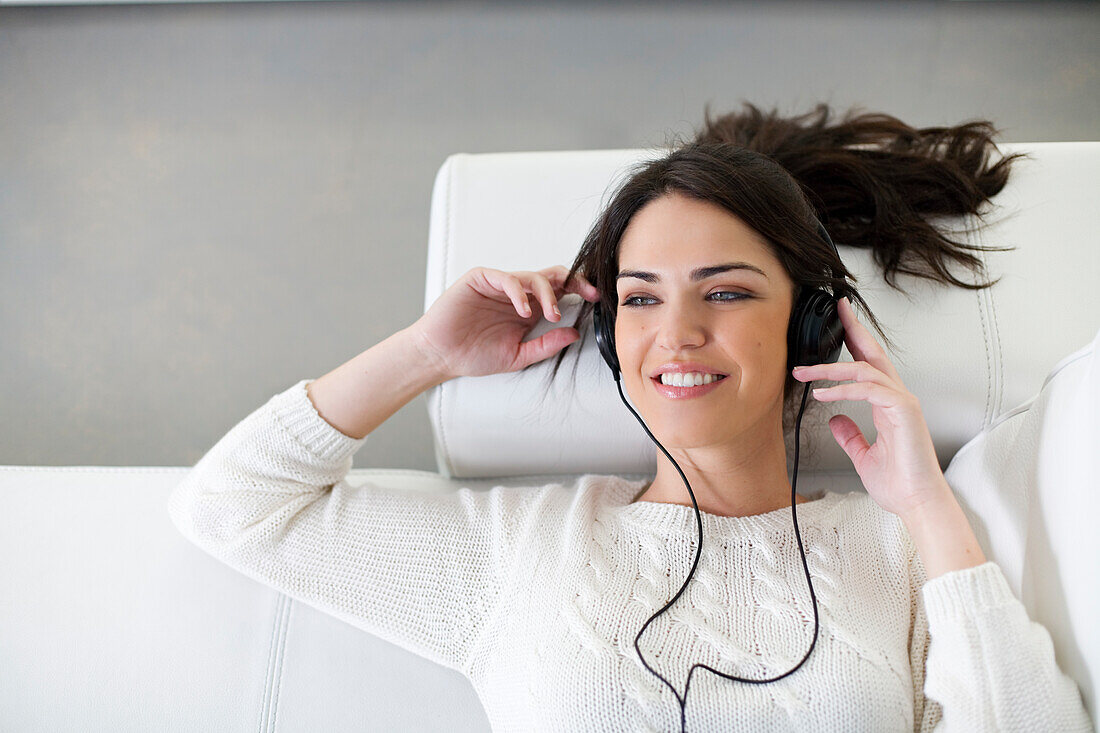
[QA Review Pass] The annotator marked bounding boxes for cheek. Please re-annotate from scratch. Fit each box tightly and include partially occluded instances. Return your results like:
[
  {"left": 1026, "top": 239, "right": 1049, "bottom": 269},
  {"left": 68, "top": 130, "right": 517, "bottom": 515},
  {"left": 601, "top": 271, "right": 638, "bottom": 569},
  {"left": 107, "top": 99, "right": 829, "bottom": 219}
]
[
  {"left": 616, "top": 322, "right": 648, "bottom": 354},
  {"left": 616, "top": 325, "right": 653, "bottom": 388},
  {"left": 734, "top": 324, "right": 786, "bottom": 377},
  {"left": 623, "top": 337, "right": 648, "bottom": 372}
]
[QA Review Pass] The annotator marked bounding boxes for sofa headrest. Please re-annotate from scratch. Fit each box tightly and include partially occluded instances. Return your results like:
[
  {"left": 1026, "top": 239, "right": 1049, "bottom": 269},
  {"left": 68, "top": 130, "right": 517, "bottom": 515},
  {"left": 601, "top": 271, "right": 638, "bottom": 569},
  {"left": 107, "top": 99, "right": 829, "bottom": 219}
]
[{"left": 422, "top": 143, "right": 1100, "bottom": 479}]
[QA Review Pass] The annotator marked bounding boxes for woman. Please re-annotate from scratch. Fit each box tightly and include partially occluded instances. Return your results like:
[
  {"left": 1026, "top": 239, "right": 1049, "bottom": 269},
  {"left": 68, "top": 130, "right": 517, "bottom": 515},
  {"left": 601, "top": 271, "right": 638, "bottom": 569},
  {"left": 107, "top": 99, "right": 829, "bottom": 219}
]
[{"left": 169, "top": 102, "right": 1092, "bottom": 731}]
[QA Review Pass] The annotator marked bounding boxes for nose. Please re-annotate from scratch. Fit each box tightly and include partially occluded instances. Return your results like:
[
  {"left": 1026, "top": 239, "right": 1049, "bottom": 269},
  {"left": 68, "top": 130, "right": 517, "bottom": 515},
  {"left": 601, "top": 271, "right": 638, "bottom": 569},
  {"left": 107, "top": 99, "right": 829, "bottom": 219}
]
[{"left": 655, "top": 297, "right": 707, "bottom": 352}]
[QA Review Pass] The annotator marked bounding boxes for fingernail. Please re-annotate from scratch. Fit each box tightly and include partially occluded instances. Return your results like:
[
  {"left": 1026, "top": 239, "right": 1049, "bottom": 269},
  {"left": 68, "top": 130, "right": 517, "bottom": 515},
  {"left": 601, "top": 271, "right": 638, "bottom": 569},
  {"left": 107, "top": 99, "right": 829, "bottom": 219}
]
[{"left": 553, "top": 304, "right": 560, "bottom": 317}]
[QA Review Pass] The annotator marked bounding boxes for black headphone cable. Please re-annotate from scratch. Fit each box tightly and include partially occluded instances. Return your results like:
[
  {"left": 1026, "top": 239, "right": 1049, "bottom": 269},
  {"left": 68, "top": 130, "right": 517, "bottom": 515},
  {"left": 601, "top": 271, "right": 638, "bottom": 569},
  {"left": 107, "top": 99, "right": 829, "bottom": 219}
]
[{"left": 614, "top": 375, "right": 821, "bottom": 733}]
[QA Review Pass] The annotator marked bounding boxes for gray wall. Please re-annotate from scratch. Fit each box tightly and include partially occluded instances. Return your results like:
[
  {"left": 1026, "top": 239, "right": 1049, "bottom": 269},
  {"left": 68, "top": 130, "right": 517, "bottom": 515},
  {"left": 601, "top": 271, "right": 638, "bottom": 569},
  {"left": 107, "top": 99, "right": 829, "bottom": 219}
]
[{"left": 2, "top": 0, "right": 1098, "bottom": 471}]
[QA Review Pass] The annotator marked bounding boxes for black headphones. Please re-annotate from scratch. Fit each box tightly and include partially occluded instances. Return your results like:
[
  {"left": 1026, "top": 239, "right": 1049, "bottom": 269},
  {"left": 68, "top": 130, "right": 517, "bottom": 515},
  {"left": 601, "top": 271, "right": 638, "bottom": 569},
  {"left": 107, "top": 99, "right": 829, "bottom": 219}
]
[
  {"left": 592, "top": 219, "right": 846, "bottom": 733},
  {"left": 593, "top": 220, "right": 845, "bottom": 378}
]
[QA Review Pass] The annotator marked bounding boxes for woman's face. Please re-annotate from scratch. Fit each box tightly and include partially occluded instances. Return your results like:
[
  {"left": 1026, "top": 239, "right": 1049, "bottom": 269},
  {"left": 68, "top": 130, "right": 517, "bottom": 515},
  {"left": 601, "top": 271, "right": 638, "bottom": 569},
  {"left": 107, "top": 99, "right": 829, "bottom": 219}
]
[{"left": 614, "top": 193, "right": 796, "bottom": 449}]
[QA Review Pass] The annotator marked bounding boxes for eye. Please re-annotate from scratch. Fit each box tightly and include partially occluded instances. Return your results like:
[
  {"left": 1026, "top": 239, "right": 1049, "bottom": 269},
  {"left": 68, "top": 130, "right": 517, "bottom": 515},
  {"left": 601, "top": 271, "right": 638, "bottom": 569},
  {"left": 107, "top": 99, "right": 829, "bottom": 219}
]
[
  {"left": 620, "top": 291, "right": 752, "bottom": 307},
  {"left": 708, "top": 290, "right": 751, "bottom": 302}
]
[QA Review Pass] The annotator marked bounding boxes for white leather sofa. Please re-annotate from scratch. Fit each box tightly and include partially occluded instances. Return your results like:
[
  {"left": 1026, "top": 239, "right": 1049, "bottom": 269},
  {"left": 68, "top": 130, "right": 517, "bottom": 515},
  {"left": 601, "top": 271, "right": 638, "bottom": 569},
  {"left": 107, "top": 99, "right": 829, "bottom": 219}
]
[{"left": 2, "top": 142, "right": 1097, "bottom": 732}]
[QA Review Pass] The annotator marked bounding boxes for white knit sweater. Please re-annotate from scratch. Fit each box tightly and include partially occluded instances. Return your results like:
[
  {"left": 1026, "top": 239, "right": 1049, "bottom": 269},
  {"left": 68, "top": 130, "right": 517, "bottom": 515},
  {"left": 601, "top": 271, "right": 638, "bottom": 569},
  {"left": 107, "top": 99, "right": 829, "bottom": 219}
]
[{"left": 167, "top": 378, "right": 1092, "bottom": 733}]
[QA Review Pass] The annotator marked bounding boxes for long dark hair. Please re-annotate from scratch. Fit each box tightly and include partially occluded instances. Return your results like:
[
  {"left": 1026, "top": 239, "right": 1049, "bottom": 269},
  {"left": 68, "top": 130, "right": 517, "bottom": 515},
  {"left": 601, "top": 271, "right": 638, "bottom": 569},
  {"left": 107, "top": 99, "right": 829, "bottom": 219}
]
[{"left": 527, "top": 101, "right": 1029, "bottom": 445}]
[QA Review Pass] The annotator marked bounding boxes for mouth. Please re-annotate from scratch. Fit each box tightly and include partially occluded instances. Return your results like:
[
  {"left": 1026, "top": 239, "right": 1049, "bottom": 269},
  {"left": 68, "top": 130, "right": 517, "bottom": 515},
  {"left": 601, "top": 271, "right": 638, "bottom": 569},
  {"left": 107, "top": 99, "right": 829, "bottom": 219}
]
[{"left": 650, "top": 373, "right": 728, "bottom": 399}]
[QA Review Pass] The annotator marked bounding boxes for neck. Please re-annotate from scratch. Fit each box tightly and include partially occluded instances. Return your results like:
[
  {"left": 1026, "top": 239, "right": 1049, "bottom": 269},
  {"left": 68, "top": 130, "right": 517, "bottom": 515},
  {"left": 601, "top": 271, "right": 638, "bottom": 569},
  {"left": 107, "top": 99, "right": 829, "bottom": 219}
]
[{"left": 631, "top": 420, "right": 806, "bottom": 518}]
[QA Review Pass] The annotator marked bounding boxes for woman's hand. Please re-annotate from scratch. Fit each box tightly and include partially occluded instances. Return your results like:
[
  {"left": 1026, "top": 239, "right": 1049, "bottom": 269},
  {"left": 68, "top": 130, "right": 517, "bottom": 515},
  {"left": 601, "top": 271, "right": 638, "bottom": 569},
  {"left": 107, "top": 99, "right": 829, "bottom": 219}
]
[
  {"left": 410, "top": 265, "right": 601, "bottom": 381},
  {"left": 791, "top": 296, "right": 952, "bottom": 519}
]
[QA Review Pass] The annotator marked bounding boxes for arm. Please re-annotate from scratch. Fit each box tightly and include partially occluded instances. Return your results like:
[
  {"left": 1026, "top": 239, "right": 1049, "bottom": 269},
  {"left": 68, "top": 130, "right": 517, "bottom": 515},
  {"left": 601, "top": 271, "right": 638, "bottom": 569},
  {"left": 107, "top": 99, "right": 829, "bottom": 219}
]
[
  {"left": 304, "top": 264, "right": 592, "bottom": 439},
  {"left": 901, "top": 494, "right": 1093, "bottom": 732},
  {"left": 787, "top": 293, "right": 1093, "bottom": 730},
  {"left": 169, "top": 266, "right": 592, "bottom": 673},
  {"left": 167, "top": 328, "right": 516, "bottom": 674},
  {"left": 306, "top": 325, "right": 450, "bottom": 440},
  {"left": 899, "top": 479, "right": 985, "bottom": 581}
]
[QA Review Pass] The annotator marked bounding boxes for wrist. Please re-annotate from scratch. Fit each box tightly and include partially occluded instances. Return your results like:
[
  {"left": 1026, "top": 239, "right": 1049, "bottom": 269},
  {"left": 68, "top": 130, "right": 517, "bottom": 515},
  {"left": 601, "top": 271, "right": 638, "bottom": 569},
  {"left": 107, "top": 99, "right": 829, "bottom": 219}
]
[
  {"left": 901, "top": 485, "right": 987, "bottom": 581},
  {"left": 898, "top": 479, "right": 956, "bottom": 528},
  {"left": 401, "top": 325, "right": 454, "bottom": 386}
]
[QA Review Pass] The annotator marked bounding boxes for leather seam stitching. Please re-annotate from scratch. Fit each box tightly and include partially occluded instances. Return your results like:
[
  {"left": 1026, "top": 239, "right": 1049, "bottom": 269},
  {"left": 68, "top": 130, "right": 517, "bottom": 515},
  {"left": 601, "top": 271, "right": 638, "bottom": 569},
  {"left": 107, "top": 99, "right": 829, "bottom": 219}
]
[
  {"left": 259, "top": 594, "right": 291, "bottom": 733},
  {"left": 972, "top": 214, "right": 995, "bottom": 427}
]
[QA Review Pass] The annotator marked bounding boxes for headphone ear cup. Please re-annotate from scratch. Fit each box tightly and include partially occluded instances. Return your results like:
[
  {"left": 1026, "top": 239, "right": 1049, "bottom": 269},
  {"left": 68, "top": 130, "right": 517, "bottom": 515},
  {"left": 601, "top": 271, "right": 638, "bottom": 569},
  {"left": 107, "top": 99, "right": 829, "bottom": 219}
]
[
  {"left": 593, "top": 302, "right": 621, "bottom": 378},
  {"left": 787, "top": 288, "right": 845, "bottom": 370}
]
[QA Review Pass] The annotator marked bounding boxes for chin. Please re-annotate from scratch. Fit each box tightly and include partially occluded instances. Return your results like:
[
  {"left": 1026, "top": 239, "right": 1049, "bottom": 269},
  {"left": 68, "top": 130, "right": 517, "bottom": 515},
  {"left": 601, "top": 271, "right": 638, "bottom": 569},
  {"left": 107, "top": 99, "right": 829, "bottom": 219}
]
[{"left": 647, "top": 417, "right": 736, "bottom": 450}]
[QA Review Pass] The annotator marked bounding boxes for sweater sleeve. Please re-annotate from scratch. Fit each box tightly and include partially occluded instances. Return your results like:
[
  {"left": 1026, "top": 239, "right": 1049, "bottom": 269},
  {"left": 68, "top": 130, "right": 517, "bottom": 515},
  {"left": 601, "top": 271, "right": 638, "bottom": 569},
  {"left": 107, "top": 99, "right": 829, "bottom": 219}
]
[
  {"left": 167, "top": 378, "right": 515, "bottom": 676},
  {"left": 909, "top": 553, "right": 1093, "bottom": 732}
]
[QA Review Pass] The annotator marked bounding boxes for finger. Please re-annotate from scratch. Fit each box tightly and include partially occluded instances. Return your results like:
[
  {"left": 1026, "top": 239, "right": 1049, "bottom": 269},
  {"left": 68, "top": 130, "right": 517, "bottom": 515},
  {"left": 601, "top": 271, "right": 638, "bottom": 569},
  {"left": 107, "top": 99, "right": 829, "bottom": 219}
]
[
  {"left": 514, "top": 327, "right": 580, "bottom": 370},
  {"left": 543, "top": 265, "right": 600, "bottom": 302},
  {"left": 519, "top": 271, "right": 562, "bottom": 322},
  {"left": 828, "top": 414, "right": 871, "bottom": 466},
  {"left": 811, "top": 380, "right": 915, "bottom": 411},
  {"left": 792, "top": 360, "right": 896, "bottom": 390},
  {"left": 484, "top": 270, "right": 535, "bottom": 318},
  {"left": 569, "top": 272, "right": 601, "bottom": 302},
  {"left": 836, "top": 297, "right": 904, "bottom": 385}
]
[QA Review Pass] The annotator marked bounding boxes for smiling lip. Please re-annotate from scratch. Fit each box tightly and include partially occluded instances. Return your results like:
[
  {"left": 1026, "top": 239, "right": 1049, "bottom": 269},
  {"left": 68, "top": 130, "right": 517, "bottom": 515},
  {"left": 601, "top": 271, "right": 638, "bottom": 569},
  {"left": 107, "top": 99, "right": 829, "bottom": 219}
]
[
  {"left": 650, "top": 362, "right": 729, "bottom": 379},
  {"left": 650, "top": 374, "right": 728, "bottom": 400}
]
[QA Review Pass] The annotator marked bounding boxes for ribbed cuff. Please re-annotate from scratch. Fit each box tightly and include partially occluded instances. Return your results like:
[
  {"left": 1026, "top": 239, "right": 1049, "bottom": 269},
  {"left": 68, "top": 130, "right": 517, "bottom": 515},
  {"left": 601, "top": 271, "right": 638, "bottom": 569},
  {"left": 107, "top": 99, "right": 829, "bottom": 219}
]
[
  {"left": 270, "top": 378, "right": 368, "bottom": 464},
  {"left": 921, "top": 561, "right": 1016, "bottom": 623}
]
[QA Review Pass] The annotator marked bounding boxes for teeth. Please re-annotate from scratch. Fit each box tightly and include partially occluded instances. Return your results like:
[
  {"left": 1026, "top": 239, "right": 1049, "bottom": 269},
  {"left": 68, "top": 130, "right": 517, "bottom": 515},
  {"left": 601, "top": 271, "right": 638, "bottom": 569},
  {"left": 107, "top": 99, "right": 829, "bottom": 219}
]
[{"left": 659, "top": 372, "right": 723, "bottom": 387}]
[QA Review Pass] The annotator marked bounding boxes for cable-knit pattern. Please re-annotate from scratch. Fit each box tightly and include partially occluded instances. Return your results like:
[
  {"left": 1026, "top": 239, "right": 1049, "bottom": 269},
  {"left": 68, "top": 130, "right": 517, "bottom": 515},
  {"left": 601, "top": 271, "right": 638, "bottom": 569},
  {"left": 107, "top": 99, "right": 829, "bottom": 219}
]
[
  {"left": 587, "top": 494, "right": 915, "bottom": 731},
  {"left": 168, "top": 378, "right": 1094, "bottom": 733}
]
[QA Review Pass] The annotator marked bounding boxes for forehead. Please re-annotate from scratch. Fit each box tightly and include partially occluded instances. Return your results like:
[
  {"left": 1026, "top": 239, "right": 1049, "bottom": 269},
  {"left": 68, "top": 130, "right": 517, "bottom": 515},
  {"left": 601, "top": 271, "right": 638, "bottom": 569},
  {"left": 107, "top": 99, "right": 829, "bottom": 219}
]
[{"left": 617, "top": 194, "right": 780, "bottom": 273}]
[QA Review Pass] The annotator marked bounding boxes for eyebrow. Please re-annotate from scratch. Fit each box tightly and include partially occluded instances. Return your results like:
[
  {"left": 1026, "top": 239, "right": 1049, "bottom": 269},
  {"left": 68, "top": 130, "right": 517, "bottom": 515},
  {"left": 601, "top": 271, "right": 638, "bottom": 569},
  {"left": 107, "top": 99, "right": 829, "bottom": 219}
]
[{"left": 615, "top": 261, "right": 770, "bottom": 284}]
